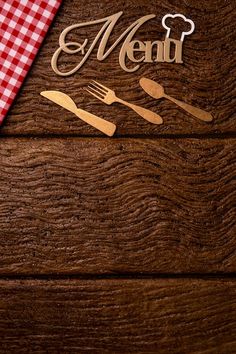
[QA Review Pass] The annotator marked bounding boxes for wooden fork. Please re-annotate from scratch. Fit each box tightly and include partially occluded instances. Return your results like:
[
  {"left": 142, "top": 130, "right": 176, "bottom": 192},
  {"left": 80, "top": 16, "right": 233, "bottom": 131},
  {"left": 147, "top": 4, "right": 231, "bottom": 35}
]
[{"left": 86, "top": 81, "right": 163, "bottom": 125}]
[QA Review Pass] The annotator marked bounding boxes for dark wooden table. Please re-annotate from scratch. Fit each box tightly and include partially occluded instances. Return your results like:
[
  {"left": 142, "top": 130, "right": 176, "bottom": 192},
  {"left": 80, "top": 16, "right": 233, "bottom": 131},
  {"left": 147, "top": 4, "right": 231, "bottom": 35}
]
[{"left": 0, "top": 0, "right": 235, "bottom": 353}]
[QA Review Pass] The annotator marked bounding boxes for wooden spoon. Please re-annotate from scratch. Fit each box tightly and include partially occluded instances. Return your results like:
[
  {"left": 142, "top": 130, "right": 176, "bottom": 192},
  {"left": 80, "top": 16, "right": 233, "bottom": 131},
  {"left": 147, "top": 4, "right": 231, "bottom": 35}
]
[{"left": 140, "top": 78, "right": 213, "bottom": 122}]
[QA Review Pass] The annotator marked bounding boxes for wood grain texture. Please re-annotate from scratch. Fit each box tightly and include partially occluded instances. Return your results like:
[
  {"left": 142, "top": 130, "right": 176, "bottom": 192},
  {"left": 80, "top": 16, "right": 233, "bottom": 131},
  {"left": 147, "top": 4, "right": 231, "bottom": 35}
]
[
  {"left": 0, "top": 279, "right": 236, "bottom": 353},
  {"left": 0, "top": 138, "right": 235, "bottom": 275},
  {"left": 2, "top": 0, "right": 236, "bottom": 136},
  {"left": 1, "top": 0, "right": 236, "bottom": 349}
]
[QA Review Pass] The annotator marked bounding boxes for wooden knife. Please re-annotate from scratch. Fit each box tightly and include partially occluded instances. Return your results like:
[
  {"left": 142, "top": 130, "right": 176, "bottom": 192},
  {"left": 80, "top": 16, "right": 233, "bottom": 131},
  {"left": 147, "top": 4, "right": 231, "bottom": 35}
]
[{"left": 40, "top": 91, "right": 116, "bottom": 137}]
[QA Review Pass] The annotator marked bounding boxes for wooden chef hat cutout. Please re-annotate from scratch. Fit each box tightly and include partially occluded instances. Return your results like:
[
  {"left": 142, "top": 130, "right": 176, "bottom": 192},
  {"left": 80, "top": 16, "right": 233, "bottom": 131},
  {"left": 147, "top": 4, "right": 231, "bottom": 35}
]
[{"left": 162, "top": 13, "right": 195, "bottom": 42}]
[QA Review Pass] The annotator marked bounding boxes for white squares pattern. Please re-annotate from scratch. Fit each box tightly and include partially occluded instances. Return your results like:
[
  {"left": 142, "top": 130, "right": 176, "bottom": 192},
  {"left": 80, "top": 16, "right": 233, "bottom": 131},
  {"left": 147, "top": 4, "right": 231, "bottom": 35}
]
[{"left": 0, "top": 0, "right": 61, "bottom": 124}]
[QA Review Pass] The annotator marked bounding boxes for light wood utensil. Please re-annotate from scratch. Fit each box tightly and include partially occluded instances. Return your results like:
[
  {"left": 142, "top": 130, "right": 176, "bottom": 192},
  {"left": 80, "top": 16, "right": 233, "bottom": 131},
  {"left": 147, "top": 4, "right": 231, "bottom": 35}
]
[
  {"left": 140, "top": 78, "right": 213, "bottom": 122},
  {"left": 40, "top": 91, "right": 116, "bottom": 136},
  {"left": 86, "top": 81, "right": 163, "bottom": 125}
]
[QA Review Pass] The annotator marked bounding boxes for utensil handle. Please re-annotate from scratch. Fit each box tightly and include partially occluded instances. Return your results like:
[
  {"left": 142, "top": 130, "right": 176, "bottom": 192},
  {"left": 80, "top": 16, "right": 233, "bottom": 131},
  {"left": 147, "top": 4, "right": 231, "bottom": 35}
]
[
  {"left": 117, "top": 99, "right": 163, "bottom": 125},
  {"left": 76, "top": 109, "right": 116, "bottom": 137},
  {"left": 165, "top": 95, "right": 213, "bottom": 122}
]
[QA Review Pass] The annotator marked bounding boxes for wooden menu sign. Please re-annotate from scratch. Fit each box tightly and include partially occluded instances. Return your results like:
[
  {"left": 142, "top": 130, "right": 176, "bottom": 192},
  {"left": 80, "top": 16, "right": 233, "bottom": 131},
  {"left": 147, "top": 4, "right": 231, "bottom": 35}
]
[
  {"left": 42, "top": 9, "right": 213, "bottom": 135},
  {"left": 51, "top": 12, "right": 194, "bottom": 75}
]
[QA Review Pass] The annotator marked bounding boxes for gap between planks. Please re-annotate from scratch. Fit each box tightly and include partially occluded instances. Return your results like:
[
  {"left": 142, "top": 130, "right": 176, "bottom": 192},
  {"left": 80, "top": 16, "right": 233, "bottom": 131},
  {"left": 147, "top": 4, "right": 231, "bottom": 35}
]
[
  {"left": 1, "top": 132, "right": 236, "bottom": 140},
  {"left": 1, "top": 274, "right": 236, "bottom": 281}
]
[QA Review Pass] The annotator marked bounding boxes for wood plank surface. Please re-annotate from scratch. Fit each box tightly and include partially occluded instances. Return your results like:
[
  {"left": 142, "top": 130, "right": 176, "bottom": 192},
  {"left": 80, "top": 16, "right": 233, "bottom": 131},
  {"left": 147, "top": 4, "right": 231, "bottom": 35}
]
[
  {"left": 0, "top": 278, "right": 235, "bottom": 353},
  {"left": 2, "top": 0, "right": 235, "bottom": 136},
  {"left": 1, "top": 0, "right": 236, "bottom": 350},
  {"left": 0, "top": 138, "right": 235, "bottom": 275}
]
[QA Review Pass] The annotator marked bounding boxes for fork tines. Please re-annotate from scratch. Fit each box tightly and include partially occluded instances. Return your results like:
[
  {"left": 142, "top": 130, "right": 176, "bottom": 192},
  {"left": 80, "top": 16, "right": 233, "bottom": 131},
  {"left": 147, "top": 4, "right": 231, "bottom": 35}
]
[{"left": 86, "top": 80, "right": 108, "bottom": 102}]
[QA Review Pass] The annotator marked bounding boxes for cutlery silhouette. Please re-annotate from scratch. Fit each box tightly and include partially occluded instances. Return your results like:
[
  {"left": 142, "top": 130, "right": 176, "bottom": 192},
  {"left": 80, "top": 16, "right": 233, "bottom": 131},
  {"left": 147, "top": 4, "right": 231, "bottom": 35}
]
[
  {"left": 140, "top": 78, "right": 213, "bottom": 122},
  {"left": 86, "top": 80, "right": 163, "bottom": 125},
  {"left": 40, "top": 91, "right": 116, "bottom": 136}
]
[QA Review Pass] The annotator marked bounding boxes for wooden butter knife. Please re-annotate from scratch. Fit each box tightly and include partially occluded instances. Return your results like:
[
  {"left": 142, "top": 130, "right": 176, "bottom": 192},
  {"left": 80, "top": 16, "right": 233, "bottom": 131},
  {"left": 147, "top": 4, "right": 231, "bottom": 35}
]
[{"left": 40, "top": 91, "right": 116, "bottom": 136}]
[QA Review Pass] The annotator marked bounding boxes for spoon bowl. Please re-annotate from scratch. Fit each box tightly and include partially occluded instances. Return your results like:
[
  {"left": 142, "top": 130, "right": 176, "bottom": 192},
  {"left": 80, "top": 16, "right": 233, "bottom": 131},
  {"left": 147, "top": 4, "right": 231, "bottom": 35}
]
[{"left": 140, "top": 78, "right": 165, "bottom": 99}]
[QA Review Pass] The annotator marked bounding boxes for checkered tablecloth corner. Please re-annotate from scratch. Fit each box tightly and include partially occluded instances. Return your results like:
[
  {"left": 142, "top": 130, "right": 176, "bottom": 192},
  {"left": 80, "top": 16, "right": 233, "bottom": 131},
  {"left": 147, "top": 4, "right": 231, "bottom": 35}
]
[{"left": 0, "top": 0, "right": 62, "bottom": 125}]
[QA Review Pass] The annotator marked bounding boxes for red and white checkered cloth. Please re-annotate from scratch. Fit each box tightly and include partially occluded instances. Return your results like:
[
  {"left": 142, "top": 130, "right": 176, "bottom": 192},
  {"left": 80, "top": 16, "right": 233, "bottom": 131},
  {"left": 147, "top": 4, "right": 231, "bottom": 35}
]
[{"left": 0, "top": 0, "right": 62, "bottom": 124}]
